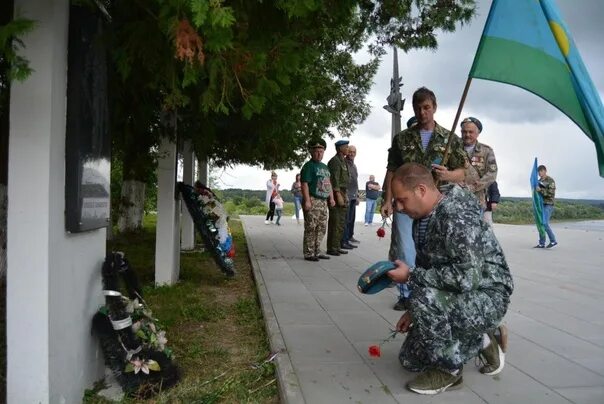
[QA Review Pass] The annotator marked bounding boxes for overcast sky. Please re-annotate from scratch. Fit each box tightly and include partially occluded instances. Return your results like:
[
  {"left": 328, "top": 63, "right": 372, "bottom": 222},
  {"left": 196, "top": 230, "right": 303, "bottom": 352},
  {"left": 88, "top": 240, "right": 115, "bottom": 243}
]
[{"left": 216, "top": 0, "right": 604, "bottom": 200}]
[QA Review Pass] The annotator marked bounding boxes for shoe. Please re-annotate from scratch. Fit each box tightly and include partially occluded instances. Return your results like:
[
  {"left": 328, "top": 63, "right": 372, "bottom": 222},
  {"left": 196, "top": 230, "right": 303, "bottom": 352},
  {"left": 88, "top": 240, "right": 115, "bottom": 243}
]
[
  {"left": 393, "top": 297, "right": 410, "bottom": 311},
  {"left": 478, "top": 327, "right": 506, "bottom": 375},
  {"left": 407, "top": 368, "right": 463, "bottom": 395},
  {"left": 533, "top": 244, "right": 545, "bottom": 248},
  {"left": 337, "top": 249, "right": 348, "bottom": 254},
  {"left": 264, "top": 220, "right": 270, "bottom": 225},
  {"left": 349, "top": 237, "right": 361, "bottom": 243},
  {"left": 316, "top": 254, "right": 330, "bottom": 260},
  {"left": 304, "top": 256, "right": 319, "bottom": 262},
  {"left": 364, "top": 223, "right": 369, "bottom": 226},
  {"left": 326, "top": 250, "right": 340, "bottom": 256},
  {"left": 276, "top": 223, "right": 281, "bottom": 226},
  {"left": 340, "top": 243, "right": 354, "bottom": 250},
  {"left": 493, "top": 324, "right": 508, "bottom": 353},
  {"left": 546, "top": 241, "right": 558, "bottom": 248},
  {"left": 344, "top": 242, "right": 358, "bottom": 249}
]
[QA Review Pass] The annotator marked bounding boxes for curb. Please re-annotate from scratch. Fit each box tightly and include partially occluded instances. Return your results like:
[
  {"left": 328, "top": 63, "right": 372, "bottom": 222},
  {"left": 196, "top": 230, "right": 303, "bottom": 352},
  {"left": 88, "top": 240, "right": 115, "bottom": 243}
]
[{"left": 241, "top": 216, "right": 305, "bottom": 404}]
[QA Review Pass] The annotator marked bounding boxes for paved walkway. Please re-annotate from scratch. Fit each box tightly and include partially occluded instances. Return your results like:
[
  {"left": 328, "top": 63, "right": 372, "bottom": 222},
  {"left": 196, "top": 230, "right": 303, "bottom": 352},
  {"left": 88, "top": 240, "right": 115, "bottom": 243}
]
[{"left": 241, "top": 216, "right": 604, "bottom": 404}]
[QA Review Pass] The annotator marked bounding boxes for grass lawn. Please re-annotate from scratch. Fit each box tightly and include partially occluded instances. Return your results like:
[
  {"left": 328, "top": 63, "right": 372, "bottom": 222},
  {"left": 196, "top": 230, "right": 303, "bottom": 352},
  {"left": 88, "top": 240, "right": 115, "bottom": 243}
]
[{"left": 84, "top": 214, "right": 278, "bottom": 403}]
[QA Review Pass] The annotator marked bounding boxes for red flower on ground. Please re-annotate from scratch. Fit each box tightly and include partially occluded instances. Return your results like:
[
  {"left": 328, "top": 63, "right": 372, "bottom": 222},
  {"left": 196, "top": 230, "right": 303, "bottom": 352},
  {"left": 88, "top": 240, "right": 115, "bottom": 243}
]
[
  {"left": 368, "top": 345, "right": 381, "bottom": 358},
  {"left": 376, "top": 227, "right": 386, "bottom": 238}
]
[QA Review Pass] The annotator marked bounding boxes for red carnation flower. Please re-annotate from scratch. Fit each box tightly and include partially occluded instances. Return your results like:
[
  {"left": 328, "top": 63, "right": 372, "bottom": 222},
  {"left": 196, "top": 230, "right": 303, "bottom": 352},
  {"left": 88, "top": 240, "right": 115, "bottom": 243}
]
[
  {"left": 368, "top": 329, "right": 398, "bottom": 359},
  {"left": 376, "top": 218, "right": 389, "bottom": 239},
  {"left": 368, "top": 345, "right": 381, "bottom": 358}
]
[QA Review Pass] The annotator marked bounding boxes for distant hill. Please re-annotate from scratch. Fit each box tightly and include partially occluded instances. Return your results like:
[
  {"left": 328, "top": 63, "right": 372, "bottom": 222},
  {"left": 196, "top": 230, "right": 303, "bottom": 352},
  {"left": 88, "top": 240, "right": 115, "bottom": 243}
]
[
  {"left": 216, "top": 189, "right": 604, "bottom": 224},
  {"left": 501, "top": 197, "right": 604, "bottom": 210}
]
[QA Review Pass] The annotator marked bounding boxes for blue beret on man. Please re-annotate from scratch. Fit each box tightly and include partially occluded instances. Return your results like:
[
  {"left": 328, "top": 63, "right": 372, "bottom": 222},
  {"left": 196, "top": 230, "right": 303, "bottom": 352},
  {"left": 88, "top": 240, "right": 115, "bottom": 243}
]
[
  {"left": 334, "top": 139, "right": 350, "bottom": 148},
  {"left": 357, "top": 261, "right": 397, "bottom": 294},
  {"left": 461, "top": 116, "right": 483, "bottom": 133}
]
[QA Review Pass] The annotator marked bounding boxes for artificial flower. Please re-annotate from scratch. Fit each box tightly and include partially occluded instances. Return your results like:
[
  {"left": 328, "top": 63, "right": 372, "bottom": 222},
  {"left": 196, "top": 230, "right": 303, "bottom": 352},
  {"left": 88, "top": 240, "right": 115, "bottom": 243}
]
[
  {"left": 368, "top": 345, "right": 381, "bottom": 357},
  {"left": 125, "top": 358, "right": 161, "bottom": 374},
  {"left": 376, "top": 218, "right": 389, "bottom": 239},
  {"left": 368, "top": 329, "right": 398, "bottom": 359}
]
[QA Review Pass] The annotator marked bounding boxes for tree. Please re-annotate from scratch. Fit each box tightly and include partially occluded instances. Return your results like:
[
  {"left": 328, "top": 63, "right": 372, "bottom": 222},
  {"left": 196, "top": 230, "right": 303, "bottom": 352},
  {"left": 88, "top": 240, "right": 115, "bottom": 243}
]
[{"left": 104, "top": 0, "right": 477, "bottom": 230}]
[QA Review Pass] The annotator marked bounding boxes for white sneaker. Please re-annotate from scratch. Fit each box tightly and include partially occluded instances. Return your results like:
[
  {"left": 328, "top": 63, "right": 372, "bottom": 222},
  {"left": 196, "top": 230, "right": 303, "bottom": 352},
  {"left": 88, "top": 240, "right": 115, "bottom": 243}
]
[
  {"left": 364, "top": 223, "right": 369, "bottom": 226},
  {"left": 264, "top": 220, "right": 270, "bottom": 225}
]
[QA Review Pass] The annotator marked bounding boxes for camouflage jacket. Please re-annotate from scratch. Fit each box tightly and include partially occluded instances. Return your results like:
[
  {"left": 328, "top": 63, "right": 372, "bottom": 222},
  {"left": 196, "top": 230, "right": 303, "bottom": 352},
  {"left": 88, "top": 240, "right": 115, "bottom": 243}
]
[
  {"left": 464, "top": 142, "right": 498, "bottom": 208},
  {"left": 327, "top": 154, "right": 349, "bottom": 192},
  {"left": 538, "top": 175, "right": 556, "bottom": 205},
  {"left": 410, "top": 185, "right": 514, "bottom": 296},
  {"left": 387, "top": 122, "right": 467, "bottom": 172}
]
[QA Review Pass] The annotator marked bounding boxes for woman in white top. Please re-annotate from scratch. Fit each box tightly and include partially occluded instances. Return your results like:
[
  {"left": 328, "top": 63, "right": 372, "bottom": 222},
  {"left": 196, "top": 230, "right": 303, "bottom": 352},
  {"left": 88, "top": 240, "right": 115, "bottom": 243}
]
[{"left": 265, "top": 171, "right": 280, "bottom": 224}]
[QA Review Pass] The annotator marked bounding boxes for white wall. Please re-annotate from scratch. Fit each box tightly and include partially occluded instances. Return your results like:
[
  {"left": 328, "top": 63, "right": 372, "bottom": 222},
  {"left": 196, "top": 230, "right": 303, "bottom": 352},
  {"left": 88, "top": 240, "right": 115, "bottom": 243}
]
[{"left": 7, "top": 1, "right": 104, "bottom": 402}]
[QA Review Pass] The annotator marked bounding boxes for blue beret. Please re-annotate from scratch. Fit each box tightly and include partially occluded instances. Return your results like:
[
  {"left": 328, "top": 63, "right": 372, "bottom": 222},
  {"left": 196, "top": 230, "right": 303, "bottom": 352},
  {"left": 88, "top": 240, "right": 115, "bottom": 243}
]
[
  {"left": 406, "top": 116, "right": 418, "bottom": 129},
  {"left": 461, "top": 117, "right": 482, "bottom": 133},
  {"left": 335, "top": 139, "right": 350, "bottom": 147},
  {"left": 357, "top": 261, "right": 397, "bottom": 294}
]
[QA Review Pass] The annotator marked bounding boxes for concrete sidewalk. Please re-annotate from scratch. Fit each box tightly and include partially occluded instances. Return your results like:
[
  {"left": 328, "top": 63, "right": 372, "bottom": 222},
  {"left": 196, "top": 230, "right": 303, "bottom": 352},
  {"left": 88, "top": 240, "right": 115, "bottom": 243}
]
[{"left": 241, "top": 216, "right": 604, "bottom": 404}]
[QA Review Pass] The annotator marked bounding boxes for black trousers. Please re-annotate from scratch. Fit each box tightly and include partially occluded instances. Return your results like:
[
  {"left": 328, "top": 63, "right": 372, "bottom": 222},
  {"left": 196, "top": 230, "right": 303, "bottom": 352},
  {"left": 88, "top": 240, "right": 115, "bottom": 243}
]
[{"left": 266, "top": 200, "right": 275, "bottom": 221}]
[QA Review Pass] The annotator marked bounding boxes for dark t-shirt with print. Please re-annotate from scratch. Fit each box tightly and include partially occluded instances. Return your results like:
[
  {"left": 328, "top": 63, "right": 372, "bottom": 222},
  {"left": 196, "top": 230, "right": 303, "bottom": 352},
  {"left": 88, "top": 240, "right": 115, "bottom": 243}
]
[{"left": 301, "top": 159, "right": 332, "bottom": 199}]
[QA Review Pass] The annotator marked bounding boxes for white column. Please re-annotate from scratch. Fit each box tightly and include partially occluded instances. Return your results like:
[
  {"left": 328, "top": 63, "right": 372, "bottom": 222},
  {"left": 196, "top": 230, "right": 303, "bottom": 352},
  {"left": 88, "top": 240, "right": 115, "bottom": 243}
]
[
  {"left": 155, "top": 136, "right": 181, "bottom": 285},
  {"left": 7, "top": 1, "right": 104, "bottom": 402},
  {"left": 181, "top": 141, "right": 195, "bottom": 250},
  {"left": 197, "top": 156, "right": 208, "bottom": 184}
]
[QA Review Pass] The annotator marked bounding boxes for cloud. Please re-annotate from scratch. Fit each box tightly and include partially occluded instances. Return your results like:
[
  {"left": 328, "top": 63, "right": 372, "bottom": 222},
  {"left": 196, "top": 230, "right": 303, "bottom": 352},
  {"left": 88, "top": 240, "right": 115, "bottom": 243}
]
[{"left": 220, "top": 0, "right": 604, "bottom": 200}]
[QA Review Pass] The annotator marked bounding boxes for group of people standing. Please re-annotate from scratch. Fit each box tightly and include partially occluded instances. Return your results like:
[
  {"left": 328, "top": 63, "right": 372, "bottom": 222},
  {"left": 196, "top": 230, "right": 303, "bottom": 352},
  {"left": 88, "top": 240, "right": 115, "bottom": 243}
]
[
  {"left": 299, "top": 139, "right": 365, "bottom": 261},
  {"left": 293, "top": 86, "right": 517, "bottom": 395},
  {"left": 378, "top": 86, "right": 515, "bottom": 394},
  {"left": 263, "top": 85, "right": 558, "bottom": 395},
  {"left": 265, "top": 172, "right": 306, "bottom": 226}
]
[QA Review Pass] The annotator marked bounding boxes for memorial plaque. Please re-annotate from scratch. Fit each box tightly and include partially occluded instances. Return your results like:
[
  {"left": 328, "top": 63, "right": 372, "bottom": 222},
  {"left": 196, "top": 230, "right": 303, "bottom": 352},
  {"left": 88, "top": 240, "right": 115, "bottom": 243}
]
[{"left": 65, "top": 5, "right": 110, "bottom": 232}]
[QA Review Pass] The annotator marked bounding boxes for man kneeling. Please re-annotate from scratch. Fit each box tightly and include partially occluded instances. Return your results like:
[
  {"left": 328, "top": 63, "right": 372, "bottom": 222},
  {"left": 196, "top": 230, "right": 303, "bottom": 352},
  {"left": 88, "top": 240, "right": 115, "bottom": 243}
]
[{"left": 387, "top": 163, "right": 514, "bottom": 395}]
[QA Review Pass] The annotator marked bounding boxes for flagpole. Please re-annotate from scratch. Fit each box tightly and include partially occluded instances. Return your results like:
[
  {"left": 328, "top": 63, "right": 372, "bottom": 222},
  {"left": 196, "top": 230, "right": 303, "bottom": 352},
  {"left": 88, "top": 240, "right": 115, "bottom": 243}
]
[
  {"left": 441, "top": 0, "right": 498, "bottom": 167},
  {"left": 441, "top": 77, "right": 473, "bottom": 167}
]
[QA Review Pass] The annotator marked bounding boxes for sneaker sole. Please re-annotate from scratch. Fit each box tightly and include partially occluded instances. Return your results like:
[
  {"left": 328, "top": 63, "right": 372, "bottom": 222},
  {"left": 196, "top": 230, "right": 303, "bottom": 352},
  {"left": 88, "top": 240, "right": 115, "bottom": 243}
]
[
  {"left": 407, "top": 376, "right": 463, "bottom": 395},
  {"left": 482, "top": 344, "right": 505, "bottom": 376}
]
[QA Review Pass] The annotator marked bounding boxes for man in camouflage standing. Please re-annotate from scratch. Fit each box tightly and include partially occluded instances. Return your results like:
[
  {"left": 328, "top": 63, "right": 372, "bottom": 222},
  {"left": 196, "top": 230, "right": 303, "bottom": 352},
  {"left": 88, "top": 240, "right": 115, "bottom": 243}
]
[
  {"left": 327, "top": 139, "right": 350, "bottom": 256},
  {"left": 535, "top": 164, "right": 558, "bottom": 248},
  {"left": 461, "top": 117, "right": 498, "bottom": 211},
  {"left": 386, "top": 163, "right": 513, "bottom": 395},
  {"left": 381, "top": 87, "right": 467, "bottom": 311},
  {"left": 300, "top": 138, "right": 336, "bottom": 261}
]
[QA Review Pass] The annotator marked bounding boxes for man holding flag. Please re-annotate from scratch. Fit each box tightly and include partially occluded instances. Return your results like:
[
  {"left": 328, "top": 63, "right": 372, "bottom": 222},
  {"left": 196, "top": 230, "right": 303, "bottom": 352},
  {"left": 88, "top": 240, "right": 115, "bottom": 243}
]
[{"left": 535, "top": 165, "right": 558, "bottom": 248}]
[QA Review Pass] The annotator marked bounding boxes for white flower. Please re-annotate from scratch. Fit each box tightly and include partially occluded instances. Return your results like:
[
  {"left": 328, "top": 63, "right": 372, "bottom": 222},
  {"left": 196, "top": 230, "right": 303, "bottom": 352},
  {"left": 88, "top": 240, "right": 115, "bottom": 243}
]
[
  {"left": 125, "top": 298, "right": 140, "bottom": 314},
  {"left": 157, "top": 331, "right": 168, "bottom": 351},
  {"left": 131, "top": 358, "right": 149, "bottom": 375},
  {"left": 132, "top": 320, "right": 142, "bottom": 333}
]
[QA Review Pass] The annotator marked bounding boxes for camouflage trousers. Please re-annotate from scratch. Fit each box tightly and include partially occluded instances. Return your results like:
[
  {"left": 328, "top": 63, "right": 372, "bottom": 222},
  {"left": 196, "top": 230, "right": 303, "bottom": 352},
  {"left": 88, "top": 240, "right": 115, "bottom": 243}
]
[
  {"left": 327, "top": 204, "right": 347, "bottom": 252},
  {"left": 303, "top": 197, "right": 328, "bottom": 258},
  {"left": 399, "top": 286, "right": 509, "bottom": 372}
]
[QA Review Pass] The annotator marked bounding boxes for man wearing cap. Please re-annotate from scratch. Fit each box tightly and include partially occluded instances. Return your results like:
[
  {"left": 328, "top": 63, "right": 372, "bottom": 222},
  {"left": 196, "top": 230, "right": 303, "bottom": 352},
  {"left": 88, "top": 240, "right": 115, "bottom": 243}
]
[
  {"left": 382, "top": 87, "right": 467, "bottom": 311},
  {"left": 327, "top": 139, "right": 351, "bottom": 256},
  {"left": 461, "top": 117, "right": 498, "bottom": 211},
  {"left": 386, "top": 163, "right": 513, "bottom": 395},
  {"left": 300, "top": 138, "right": 336, "bottom": 261}
]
